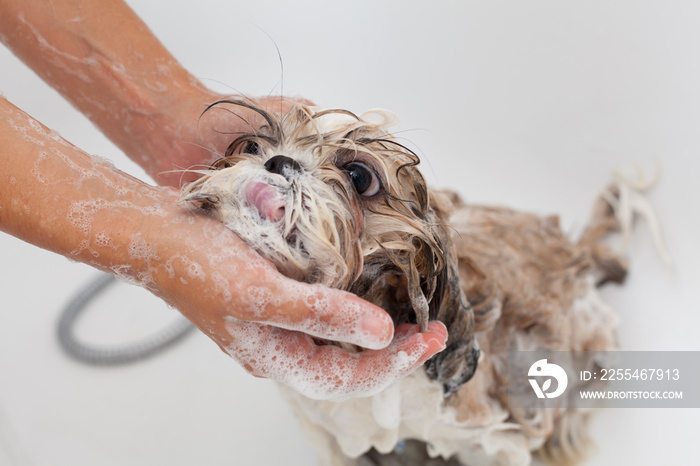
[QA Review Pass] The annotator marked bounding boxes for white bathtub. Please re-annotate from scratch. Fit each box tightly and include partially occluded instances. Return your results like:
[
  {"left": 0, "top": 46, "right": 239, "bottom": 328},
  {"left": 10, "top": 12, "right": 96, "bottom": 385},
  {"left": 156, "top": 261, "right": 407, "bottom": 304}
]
[{"left": 1, "top": 1, "right": 698, "bottom": 464}]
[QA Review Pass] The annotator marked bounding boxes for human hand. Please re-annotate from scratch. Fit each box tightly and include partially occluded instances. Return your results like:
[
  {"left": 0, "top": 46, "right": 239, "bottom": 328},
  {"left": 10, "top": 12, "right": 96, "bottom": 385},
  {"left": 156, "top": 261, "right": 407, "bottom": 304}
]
[
  {"left": 148, "top": 200, "right": 447, "bottom": 400},
  {"left": 224, "top": 321, "right": 448, "bottom": 401}
]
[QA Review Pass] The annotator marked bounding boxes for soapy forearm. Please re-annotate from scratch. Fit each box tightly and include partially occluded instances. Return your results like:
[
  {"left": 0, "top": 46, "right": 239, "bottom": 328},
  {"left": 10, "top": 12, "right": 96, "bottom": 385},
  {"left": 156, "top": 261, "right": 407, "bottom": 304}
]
[
  {"left": 0, "top": 0, "right": 219, "bottom": 184},
  {"left": 0, "top": 96, "right": 448, "bottom": 398},
  {"left": 0, "top": 95, "right": 177, "bottom": 275},
  {"left": 0, "top": 97, "right": 441, "bottom": 395},
  {"left": 0, "top": 96, "right": 328, "bottom": 328}
]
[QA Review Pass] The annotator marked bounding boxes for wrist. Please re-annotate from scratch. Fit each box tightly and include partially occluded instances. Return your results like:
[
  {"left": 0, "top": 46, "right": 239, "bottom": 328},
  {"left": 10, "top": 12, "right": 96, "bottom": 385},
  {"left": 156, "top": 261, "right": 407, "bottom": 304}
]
[
  {"left": 141, "top": 84, "right": 222, "bottom": 185},
  {"left": 137, "top": 194, "right": 264, "bottom": 325}
]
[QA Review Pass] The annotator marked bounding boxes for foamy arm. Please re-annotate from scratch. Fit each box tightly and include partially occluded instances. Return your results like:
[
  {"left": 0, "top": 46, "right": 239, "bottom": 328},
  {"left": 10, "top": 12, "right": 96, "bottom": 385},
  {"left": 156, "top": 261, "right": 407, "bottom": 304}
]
[
  {"left": 0, "top": 1, "right": 311, "bottom": 188},
  {"left": 0, "top": 97, "right": 447, "bottom": 399}
]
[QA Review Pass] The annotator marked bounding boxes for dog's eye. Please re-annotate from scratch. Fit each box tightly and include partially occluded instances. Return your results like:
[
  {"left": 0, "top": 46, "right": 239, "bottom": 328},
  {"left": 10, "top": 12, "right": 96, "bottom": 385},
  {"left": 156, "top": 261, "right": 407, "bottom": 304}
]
[
  {"left": 244, "top": 141, "right": 261, "bottom": 155},
  {"left": 345, "top": 162, "right": 381, "bottom": 197}
]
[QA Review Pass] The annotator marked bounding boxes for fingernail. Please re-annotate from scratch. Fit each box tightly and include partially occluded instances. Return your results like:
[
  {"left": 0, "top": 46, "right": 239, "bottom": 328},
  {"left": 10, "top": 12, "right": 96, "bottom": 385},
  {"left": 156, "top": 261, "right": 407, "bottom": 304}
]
[
  {"left": 428, "top": 321, "right": 448, "bottom": 340},
  {"left": 424, "top": 334, "right": 447, "bottom": 353}
]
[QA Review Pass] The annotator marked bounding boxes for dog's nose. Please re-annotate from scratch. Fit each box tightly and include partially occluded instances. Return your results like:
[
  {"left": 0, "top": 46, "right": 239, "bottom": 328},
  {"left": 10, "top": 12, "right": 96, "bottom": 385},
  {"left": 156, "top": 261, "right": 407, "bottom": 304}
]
[{"left": 264, "top": 155, "right": 302, "bottom": 179}]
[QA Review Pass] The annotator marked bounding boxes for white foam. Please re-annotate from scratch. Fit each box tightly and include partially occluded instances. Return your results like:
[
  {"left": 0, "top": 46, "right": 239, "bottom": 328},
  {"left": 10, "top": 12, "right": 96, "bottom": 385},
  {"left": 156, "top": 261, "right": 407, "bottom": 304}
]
[
  {"left": 128, "top": 234, "right": 159, "bottom": 262},
  {"left": 110, "top": 264, "right": 138, "bottom": 285},
  {"left": 163, "top": 254, "right": 207, "bottom": 284},
  {"left": 223, "top": 316, "right": 427, "bottom": 401},
  {"left": 93, "top": 232, "right": 115, "bottom": 249}
]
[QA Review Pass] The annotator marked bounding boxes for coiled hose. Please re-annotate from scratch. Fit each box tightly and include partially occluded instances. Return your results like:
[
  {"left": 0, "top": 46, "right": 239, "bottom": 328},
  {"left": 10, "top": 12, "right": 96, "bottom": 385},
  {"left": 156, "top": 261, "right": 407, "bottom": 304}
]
[{"left": 57, "top": 272, "right": 195, "bottom": 365}]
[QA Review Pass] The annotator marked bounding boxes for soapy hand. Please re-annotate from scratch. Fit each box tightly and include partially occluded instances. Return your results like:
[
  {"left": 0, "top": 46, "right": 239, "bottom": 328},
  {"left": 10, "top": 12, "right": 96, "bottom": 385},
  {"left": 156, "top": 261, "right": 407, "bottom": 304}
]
[
  {"left": 149, "top": 203, "right": 448, "bottom": 400},
  {"left": 224, "top": 320, "right": 448, "bottom": 400}
]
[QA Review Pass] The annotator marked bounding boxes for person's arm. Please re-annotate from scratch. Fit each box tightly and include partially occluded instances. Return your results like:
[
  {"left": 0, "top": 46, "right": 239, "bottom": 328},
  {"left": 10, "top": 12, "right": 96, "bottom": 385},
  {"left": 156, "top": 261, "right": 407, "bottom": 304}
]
[
  {"left": 0, "top": 96, "right": 447, "bottom": 399},
  {"left": 0, "top": 0, "right": 250, "bottom": 187}
]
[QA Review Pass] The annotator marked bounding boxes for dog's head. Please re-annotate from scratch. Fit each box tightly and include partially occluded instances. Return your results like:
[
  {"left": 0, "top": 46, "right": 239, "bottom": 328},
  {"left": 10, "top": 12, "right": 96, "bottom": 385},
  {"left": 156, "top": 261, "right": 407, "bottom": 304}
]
[{"left": 180, "top": 100, "right": 479, "bottom": 394}]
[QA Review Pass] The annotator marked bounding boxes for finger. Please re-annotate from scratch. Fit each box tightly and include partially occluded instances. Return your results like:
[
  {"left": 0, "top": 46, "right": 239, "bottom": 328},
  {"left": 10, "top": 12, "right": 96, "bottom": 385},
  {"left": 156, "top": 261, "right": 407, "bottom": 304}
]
[
  {"left": 236, "top": 274, "right": 395, "bottom": 350},
  {"left": 427, "top": 320, "right": 448, "bottom": 340},
  {"left": 222, "top": 319, "right": 447, "bottom": 401},
  {"left": 344, "top": 322, "right": 447, "bottom": 399},
  {"left": 284, "top": 284, "right": 395, "bottom": 350}
]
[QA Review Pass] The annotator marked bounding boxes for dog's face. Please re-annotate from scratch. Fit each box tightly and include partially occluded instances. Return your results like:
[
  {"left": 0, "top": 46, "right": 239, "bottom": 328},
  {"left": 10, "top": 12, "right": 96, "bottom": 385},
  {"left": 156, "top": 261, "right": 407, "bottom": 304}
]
[{"left": 180, "top": 100, "right": 478, "bottom": 393}]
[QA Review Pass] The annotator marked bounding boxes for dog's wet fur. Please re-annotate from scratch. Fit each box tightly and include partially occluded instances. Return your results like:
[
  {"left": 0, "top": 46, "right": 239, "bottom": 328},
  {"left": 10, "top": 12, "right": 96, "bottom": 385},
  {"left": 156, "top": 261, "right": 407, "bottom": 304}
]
[{"left": 180, "top": 100, "right": 626, "bottom": 465}]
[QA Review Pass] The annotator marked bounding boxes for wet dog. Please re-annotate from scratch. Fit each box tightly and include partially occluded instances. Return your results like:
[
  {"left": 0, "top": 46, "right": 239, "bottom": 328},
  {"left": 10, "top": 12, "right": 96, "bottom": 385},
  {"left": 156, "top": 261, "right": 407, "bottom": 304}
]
[{"left": 179, "top": 100, "right": 636, "bottom": 465}]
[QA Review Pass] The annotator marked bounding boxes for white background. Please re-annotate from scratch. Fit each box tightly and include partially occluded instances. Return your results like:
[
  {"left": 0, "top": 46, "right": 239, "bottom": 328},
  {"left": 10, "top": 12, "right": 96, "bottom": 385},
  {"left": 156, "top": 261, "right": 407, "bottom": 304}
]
[{"left": 1, "top": 1, "right": 699, "bottom": 465}]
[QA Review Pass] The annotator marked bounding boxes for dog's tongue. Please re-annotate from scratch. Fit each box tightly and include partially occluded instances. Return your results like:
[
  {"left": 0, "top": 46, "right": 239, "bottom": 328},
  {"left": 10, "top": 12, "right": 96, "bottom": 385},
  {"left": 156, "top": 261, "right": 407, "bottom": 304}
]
[{"left": 245, "top": 182, "right": 285, "bottom": 222}]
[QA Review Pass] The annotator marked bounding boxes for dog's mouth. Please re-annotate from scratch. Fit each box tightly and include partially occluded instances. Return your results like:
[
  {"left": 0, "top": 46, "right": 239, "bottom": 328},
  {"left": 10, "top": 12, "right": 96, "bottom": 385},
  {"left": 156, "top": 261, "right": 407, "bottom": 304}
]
[
  {"left": 244, "top": 181, "right": 286, "bottom": 223},
  {"left": 242, "top": 180, "right": 301, "bottom": 247}
]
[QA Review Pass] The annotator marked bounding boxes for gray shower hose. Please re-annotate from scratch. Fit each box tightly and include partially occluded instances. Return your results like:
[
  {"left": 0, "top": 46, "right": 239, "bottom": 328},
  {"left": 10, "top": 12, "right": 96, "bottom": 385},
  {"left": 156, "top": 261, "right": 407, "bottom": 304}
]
[{"left": 57, "top": 272, "right": 195, "bottom": 365}]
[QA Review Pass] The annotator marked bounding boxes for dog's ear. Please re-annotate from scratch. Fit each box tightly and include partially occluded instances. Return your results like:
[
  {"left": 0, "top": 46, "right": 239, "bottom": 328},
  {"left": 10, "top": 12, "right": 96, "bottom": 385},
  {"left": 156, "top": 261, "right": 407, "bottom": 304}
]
[
  {"left": 421, "top": 190, "right": 480, "bottom": 396},
  {"left": 348, "top": 188, "right": 480, "bottom": 396}
]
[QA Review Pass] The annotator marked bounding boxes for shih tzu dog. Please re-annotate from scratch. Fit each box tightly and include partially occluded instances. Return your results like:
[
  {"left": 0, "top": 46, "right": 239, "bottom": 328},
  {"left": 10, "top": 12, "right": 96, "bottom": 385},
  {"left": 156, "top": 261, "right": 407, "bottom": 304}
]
[{"left": 179, "top": 100, "right": 644, "bottom": 466}]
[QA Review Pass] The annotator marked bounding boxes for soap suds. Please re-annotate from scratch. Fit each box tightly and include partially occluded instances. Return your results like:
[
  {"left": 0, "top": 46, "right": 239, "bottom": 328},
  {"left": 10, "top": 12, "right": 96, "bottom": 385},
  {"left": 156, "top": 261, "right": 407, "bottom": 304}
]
[{"left": 223, "top": 316, "right": 428, "bottom": 401}]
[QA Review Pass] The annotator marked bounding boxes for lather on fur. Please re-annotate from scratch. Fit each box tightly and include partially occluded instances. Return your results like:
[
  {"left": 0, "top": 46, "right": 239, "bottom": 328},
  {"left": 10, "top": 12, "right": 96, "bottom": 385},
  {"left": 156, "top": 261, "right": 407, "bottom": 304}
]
[{"left": 179, "top": 100, "right": 641, "bottom": 465}]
